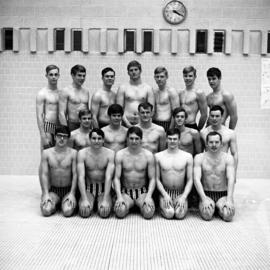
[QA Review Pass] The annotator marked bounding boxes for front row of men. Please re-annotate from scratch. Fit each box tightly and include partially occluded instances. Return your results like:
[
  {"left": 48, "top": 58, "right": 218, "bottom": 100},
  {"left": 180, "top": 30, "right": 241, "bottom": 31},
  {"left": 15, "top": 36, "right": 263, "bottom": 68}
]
[{"left": 40, "top": 124, "right": 235, "bottom": 222}]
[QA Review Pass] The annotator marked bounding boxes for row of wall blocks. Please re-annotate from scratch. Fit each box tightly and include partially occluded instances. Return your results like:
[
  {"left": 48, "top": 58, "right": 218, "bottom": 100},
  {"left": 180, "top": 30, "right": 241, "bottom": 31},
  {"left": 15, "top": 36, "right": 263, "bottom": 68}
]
[{"left": 0, "top": 28, "right": 269, "bottom": 55}]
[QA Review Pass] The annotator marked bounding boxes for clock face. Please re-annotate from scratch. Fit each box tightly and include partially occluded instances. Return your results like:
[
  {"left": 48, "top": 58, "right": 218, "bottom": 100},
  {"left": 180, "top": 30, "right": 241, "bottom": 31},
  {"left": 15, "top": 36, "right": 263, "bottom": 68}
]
[{"left": 163, "top": 1, "right": 187, "bottom": 25}]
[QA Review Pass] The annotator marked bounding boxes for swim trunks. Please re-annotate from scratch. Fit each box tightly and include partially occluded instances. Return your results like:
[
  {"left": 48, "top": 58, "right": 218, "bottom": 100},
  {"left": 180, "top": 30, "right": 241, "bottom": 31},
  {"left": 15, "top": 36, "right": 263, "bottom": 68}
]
[
  {"left": 153, "top": 120, "right": 171, "bottom": 132},
  {"left": 121, "top": 186, "right": 147, "bottom": 200},
  {"left": 68, "top": 120, "right": 80, "bottom": 132},
  {"left": 44, "top": 120, "right": 57, "bottom": 134},
  {"left": 164, "top": 187, "right": 183, "bottom": 201},
  {"left": 185, "top": 123, "right": 199, "bottom": 131},
  {"left": 205, "top": 190, "right": 227, "bottom": 203},
  {"left": 86, "top": 182, "right": 105, "bottom": 198},
  {"left": 50, "top": 185, "right": 71, "bottom": 200},
  {"left": 98, "top": 121, "right": 109, "bottom": 129}
]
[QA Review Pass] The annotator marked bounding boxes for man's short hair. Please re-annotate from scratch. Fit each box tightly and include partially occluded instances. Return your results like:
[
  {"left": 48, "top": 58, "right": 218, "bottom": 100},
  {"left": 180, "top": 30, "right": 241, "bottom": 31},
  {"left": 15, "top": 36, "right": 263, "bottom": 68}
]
[
  {"left": 138, "top": 102, "right": 153, "bottom": 112},
  {"left": 127, "top": 60, "right": 141, "bottom": 72},
  {"left": 207, "top": 67, "right": 221, "bottom": 79},
  {"left": 206, "top": 131, "right": 222, "bottom": 143},
  {"left": 89, "top": 128, "right": 104, "bottom": 139},
  {"left": 55, "top": 125, "right": 70, "bottom": 138},
  {"left": 172, "top": 107, "right": 188, "bottom": 118},
  {"left": 46, "top": 65, "right": 59, "bottom": 74},
  {"left": 183, "top": 66, "right": 196, "bottom": 76},
  {"left": 167, "top": 128, "right": 180, "bottom": 138},
  {"left": 101, "top": 67, "right": 115, "bottom": 77},
  {"left": 210, "top": 105, "right": 224, "bottom": 116},
  {"left": 127, "top": 126, "right": 143, "bottom": 139},
  {"left": 78, "top": 109, "right": 92, "bottom": 119},
  {"left": 154, "top": 66, "right": 168, "bottom": 77},
  {"left": 71, "top": 65, "right": 86, "bottom": 75},
  {"left": 107, "top": 104, "right": 124, "bottom": 116}
]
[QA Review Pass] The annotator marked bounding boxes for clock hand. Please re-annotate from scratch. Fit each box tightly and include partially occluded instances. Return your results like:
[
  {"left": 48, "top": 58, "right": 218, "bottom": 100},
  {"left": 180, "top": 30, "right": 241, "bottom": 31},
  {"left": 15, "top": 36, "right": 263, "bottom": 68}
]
[{"left": 173, "top": 10, "right": 183, "bottom": 17}]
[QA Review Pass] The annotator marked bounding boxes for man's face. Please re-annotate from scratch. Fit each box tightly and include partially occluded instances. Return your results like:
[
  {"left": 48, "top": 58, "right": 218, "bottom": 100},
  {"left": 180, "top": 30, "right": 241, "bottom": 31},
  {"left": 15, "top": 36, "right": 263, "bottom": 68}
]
[
  {"left": 110, "top": 113, "right": 122, "bottom": 125},
  {"left": 102, "top": 71, "right": 115, "bottom": 87},
  {"left": 174, "top": 111, "right": 186, "bottom": 127},
  {"left": 128, "top": 133, "right": 141, "bottom": 148},
  {"left": 139, "top": 107, "right": 152, "bottom": 123},
  {"left": 128, "top": 66, "right": 141, "bottom": 81},
  {"left": 80, "top": 114, "right": 92, "bottom": 129},
  {"left": 72, "top": 71, "right": 86, "bottom": 87},
  {"left": 183, "top": 71, "right": 196, "bottom": 87},
  {"left": 46, "top": 69, "right": 59, "bottom": 86},
  {"left": 207, "top": 75, "right": 221, "bottom": 90},
  {"left": 55, "top": 133, "right": 69, "bottom": 147},
  {"left": 207, "top": 135, "right": 222, "bottom": 152},
  {"left": 167, "top": 134, "right": 180, "bottom": 149},
  {"left": 209, "top": 110, "right": 222, "bottom": 126},
  {"left": 90, "top": 132, "right": 104, "bottom": 149},
  {"left": 154, "top": 72, "right": 167, "bottom": 88}
]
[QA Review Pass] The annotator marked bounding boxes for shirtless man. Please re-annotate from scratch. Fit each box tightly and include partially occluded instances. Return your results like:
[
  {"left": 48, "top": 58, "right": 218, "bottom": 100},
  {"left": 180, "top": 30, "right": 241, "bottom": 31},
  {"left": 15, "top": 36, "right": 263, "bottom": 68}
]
[
  {"left": 39, "top": 126, "right": 77, "bottom": 217},
  {"left": 116, "top": 60, "right": 154, "bottom": 127},
  {"left": 91, "top": 67, "right": 116, "bottom": 128},
  {"left": 206, "top": 67, "right": 238, "bottom": 129},
  {"left": 200, "top": 105, "right": 238, "bottom": 173},
  {"left": 155, "top": 129, "right": 193, "bottom": 219},
  {"left": 102, "top": 104, "right": 127, "bottom": 152},
  {"left": 59, "top": 65, "right": 89, "bottom": 131},
  {"left": 69, "top": 109, "right": 93, "bottom": 151},
  {"left": 114, "top": 126, "right": 156, "bottom": 219},
  {"left": 179, "top": 66, "right": 208, "bottom": 131},
  {"left": 77, "top": 128, "right": 115, "bottom": 218},
  {"left": 173, "top": 107, "right": 201, "bottom": 156},
  {"left": 136, "top": 102, "right": 166, "bottom": 154},
  {"left": 152, "top": 66, "right": 179, "bottom": 132},
  {"left": 194, "top": 131, "right": 235, "bottom": 221},
  {"left": 36, "top": 65, "right": 60, "bottom": 149}
]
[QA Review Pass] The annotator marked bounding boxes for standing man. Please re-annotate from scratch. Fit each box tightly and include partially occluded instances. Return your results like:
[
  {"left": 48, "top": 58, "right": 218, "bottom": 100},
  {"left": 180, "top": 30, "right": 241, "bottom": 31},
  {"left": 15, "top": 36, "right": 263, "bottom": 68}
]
[
  {"left": 59, "top": 65, "right": 90, "bottom": 132},
  {"left": 36, "top": 65, "right": 60, "bottom": 149},
  {"left": 155, "top": 129, "right": 193, "bottom": 219},
  {"left": 136, "top": 102, "right": 166, "bottom": 154},
  {"left": 91, "top": 67, "right": 116, "bottom": 128},
  {"left": 153, "top": 66, "right": 179, "bottom": 132},
  {"left": 179, "top": 66, "right": 208, "bottom": 131},
  {"left": 206, "top": 67, "right": 238, "bottom": 129},
  {"left": 102, "top": 104, "right": 128, "bottom": 152},
  {"left": 69, "top": 109, "right": 93, "bottom": 151},
  {"left": 194, "top": 131, "right": 236, "bottom": 222},
  {"left": 39, "top": 126, "right": 77, "bottom": 217},
  {"left": 114, "top": 126, "right": 156, "bottom": 219},
  {"left": 173, "top": 107, "right": 201, "bottom": 156},
  {"left": 77, "top": 129, "right": 115, "bottom": 218},
  {"left": 117, "top": 60, "right": 154, "bottom": 127},
  {"left": 200, "top": 105, "right": 238, "bottom": 174}
]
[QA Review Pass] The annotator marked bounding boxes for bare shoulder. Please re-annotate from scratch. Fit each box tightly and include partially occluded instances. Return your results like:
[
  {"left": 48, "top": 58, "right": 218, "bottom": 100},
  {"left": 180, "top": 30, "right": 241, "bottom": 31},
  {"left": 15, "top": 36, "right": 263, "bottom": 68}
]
[
  {"left": 225, "top": 152, "right": 234, "bottom": 164},
  {"left": 115, "top": 148, "right": 126, "bottom": 159},
  {"left": 92, "top": 89, "right": 102, "bottom": 99},
  {"left": 167, "top": 86, "right": 177, "bottom": 94},
  {"left": 222, "top": 90, "right": 234, "bottom": 101},
  {"left": 101, "top": 125, "right": 109, "bottom": 133},
  {"left": 102, "top": 147, "right": 115, "bottom": 158},
  {"left": 196, "top": 89, "right": 206, "bottom": 98},
  {"left": 188, "top": 127, "right": 199, "bottom": 136},
  {"left": 142, "top": 148, "right": 154, "bottom": 159},
  {"left": 70, "top": 129, "right": 79, "bottom": 137},
  {"left": 69, "top": 147, "right": 77, "bottom": 157},
  {"left": 181, "top": 150, "right": 193, "bottom": 161},
  {"left": 153, "top": 123, "right": 165, "bottom": 133},
  {"left": 155, "top": 149, "right": 166, "bottom": 159},
  {"left": 77, "top": 147, "right": 88, "bottom": 158},
  {"left": 194, "top": 152, "right": 204, "bottom": 163}
]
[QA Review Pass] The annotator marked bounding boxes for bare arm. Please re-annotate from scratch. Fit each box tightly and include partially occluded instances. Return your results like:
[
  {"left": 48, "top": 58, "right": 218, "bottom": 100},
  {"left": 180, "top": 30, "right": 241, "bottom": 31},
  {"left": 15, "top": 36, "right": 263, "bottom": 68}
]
[
  {"left": 36, "top": 92, "right": 47, "bottom": 144},
  {"left": 181, "top": 154, "right": 193, "bottom": 199},
  {"left": 90, "top": 92, "right": 101, "bottom": 128},
  {"left": 155, "top": 155, "right": 168, "bottom": 197},
  {"left": 39, "top": 151, "right": 50, "bottom": 196},
  {"left": 103, "top": 151, "right": 115, "bottom": 199},
  {"left": 77, "top": 150, "right": 87, "bottom": 201},
  {"left": 193, "top": 154, "right": 207, "bottom": 201},
  {"left": 169, "top": 87, "right": 180, "bottom": 111},
  {"left": 224, "top": 92, "right": 238, "bottom": 129},
  {"left": 197, "top": 91, "right": 208, "bottom": 130},
  {"left": 59, "top": 89, "right": 68, "bottom": 126},
  {"left": 113, "top": 152, "right": 123, "bottom": 199},
  {"left": 147, "top": 86, "right": 155, "bottom": 113},
  {"left": 200, "top": 130, "right": 207, "bottom": 152},
  {"left": 146, "top": 152, "right": 156, "bottom": 198},
  {"left": 193, "top": 130, "right": 202, "bottom": 155},
  {"left": 70, "top": 150, "right": 78, "bottom": 195},
  {"left": 229, "top": 132, "right": 238, "bottom": 173},
  {"left": 159, "top": 129, "right": 167, "bottom": 152},
  {"left": 226, "top": 154, "right": 235, "bottom": 201}
]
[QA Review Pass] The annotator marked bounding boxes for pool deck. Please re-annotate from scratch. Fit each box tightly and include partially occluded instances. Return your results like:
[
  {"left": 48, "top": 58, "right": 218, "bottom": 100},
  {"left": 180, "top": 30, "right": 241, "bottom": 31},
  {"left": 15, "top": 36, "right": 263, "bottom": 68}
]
[{"left": 1, "top": 176, "right": 270, "bottom": 270}]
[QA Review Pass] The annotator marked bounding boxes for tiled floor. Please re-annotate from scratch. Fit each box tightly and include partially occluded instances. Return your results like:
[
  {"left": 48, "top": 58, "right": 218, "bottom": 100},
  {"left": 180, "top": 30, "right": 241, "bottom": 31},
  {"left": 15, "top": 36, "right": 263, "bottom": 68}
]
[{"left": 0, "top": 176, "right": 270, "bottom": 270}]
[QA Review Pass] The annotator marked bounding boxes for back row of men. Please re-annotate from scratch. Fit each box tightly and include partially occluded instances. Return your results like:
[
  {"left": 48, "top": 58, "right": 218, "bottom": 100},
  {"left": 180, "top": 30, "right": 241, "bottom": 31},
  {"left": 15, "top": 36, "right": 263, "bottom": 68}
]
[
  {"left": 36, "top": 60, "right": 238, "bottom": 150},
  {"left": 36, "top": 60, "right": 238, "bottom": 222}
]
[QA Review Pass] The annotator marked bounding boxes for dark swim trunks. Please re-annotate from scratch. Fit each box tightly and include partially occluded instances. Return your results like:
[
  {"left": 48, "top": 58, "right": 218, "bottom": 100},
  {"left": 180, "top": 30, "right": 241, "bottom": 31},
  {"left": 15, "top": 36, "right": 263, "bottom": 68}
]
[
  {"left": 50, "top": 186, "right": 71, "bottom": 200},
  {"left": 86, "top": 182, "right": 105, "bottom": 198},
  {"left": 185, "top": 123, "right": 199, "bottom": 131},
  {"left": 153, "top": 120, "right": 171, "bottom": 132},
  {"left": 164, "top": 187, "right": 183, "bottom": 200},
  {"left": 121, "top": 186, "right": 148, "bottom": 200},
  {"left": 205, "top": 190, "right": 228, "bottom": 203}
]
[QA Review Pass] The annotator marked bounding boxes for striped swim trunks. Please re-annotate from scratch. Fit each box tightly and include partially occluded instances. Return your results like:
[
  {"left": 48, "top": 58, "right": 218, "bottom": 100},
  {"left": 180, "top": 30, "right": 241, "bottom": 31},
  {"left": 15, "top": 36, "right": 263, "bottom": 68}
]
[
  {"left": 50, "top": 186, "right": 71, "bottom": 200},
  {"left": 86, "top": 182, "right": 105, "bottom": 198},
  {"left": 205, "top": 190, "right": 227, "bottom": 203},
  {"left": 121, "top": 186, "right": 147, "bottom": 200},
  {"left": 44, "top": 121, "right": 57, "bottom": 135},
  {"left": 164, "top": 187, "right": 183, "bottom": 201},
  {"left": 153, "top": 120, "right": 171, "bottom": 132}
]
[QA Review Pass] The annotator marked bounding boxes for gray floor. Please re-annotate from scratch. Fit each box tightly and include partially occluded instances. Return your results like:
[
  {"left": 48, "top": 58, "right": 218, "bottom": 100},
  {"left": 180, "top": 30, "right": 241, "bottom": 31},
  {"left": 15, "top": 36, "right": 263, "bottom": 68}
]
[{"left": 1, "top": 176, "right": 270, "bottom": 270}]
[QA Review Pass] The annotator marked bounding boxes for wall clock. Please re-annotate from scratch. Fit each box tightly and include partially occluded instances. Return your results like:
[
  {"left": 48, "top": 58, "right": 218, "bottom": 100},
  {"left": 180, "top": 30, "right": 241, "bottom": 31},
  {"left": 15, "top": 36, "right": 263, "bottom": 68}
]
[{"left": 163, "top": 1, "right": 187, "bottom": 25}]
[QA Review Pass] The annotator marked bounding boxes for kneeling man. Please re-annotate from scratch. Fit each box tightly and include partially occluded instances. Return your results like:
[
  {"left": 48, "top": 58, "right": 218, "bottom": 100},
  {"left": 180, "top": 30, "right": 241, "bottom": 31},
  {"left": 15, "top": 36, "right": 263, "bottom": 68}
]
[
  {"left": 155, "top": 129, "right": 193, "bottom": 219},
  {"left": 39, "top": 126, "right": 77, "bottom": 217},
  {"left": 114, "top": 126, "right": 156, "bottom": 219},
  {"left": 77, "top": 128, "right": 115, "bottom": 218},
  {"left": 194, "top": 131, "right": 235, "bottom": 222}
]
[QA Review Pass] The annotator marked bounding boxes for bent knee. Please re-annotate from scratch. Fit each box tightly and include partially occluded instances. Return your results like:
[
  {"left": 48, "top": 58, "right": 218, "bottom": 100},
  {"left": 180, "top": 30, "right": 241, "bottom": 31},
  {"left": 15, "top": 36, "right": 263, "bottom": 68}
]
[
  {"left": 199, "top": 204, "right": 214, "bottom": 221},
  {"left": 161, "top": 207, "right": 174, "bottom": 219},
  {"left": 175, "top": 204, "right": 188, "bottom": 220},
  {"left": 114, "top": 204, "right": 128, "bottom": 219},
  {"left": 98, "top": 207, "right": 111, "bottom": 219},
  {"left": 219, "top": 208, "right": 235, "bottom": 222},
  {"left": 141, "top": 204, "right": 155, "bottom": 219},
  {"left": 41, "top": 204, "right": 55, "bottom": 217}
]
